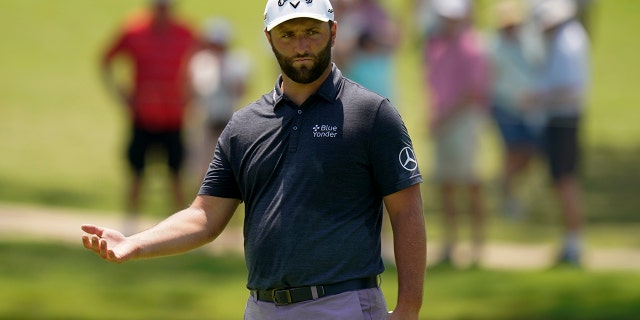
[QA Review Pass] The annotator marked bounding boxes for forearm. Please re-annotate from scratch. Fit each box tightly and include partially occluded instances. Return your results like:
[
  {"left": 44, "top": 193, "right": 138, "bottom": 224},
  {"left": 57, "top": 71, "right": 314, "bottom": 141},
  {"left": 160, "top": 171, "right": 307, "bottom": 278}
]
[
  {"left": 385, "top": 185, "right": 427, "bottom": 317},
  {"left": 541, "top": 86, "right": 583, "bottom": 107},
  {"left": 391, "top": 209, "right": 427, "bottom": 316},
  {"left": 127, "top": 206, "right": 216, "bottom": 260},
  {"left": 101, "top": 61, "right": 131, "bottom": 108},
  {"left": 82, "top": 196, "right": 240, "bottom": 263}
]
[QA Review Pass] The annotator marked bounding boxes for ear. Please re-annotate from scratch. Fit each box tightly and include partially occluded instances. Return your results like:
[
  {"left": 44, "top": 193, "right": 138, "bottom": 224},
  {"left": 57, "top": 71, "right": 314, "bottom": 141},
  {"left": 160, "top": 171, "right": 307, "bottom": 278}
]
[
  {"left": 264, "top": 30, "right": 272, "bottom": 45},
  {"left": 330, "top": 21, "right": 338, "bottom": 47}
]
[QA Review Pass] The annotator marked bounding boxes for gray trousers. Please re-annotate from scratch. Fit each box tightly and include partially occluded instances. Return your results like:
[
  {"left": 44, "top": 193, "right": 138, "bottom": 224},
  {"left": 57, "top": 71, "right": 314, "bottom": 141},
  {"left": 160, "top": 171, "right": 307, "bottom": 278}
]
[{"left": 244, "top": 287, "right": 388, "bottom": 320}]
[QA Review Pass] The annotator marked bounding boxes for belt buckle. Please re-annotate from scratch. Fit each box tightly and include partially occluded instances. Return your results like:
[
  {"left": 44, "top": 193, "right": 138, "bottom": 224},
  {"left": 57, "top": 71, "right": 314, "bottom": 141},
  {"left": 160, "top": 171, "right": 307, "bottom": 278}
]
[{"left": 271, "top": 289, "right": 293, "bottom": 306}]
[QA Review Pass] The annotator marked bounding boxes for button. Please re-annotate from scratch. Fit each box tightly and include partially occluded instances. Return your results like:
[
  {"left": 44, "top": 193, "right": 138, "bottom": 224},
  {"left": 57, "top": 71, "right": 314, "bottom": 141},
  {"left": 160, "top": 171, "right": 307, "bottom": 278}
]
[
  {"left": 293, "top": 126, "right": 298, "bottom": 131},
  {"left": 297, "top": 110, "right": 302, "bottom": 115}
]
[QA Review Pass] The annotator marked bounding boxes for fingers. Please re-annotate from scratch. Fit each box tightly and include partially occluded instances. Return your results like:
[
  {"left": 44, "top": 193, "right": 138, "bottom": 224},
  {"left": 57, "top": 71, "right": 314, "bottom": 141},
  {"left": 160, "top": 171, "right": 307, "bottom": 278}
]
[
  {"left": 80, "top": 224, "right": 105, "bottom": 253},
  {"left": 99, "top": 238, "right": 108, "bottom": 259},
  {"left": 81, "top": 234, "right": 101, "bottom": 252},
  {"left": 82, "top": 234, "right": 92, "bottom": 250},
  {"left": 81, "top": 234, "right": 120, "bottom": 262},
  {"left": 108, "top": 249, "right": 119, "bottom": 262},
  {"left": 81, "top": 224, "right": 109, "bottom": 258},
  {"left": 81, "top": 225, "right": 127, "bottom": 263},
  {"left": 81, "top": 224, "right": 103, "bottom": 237}
]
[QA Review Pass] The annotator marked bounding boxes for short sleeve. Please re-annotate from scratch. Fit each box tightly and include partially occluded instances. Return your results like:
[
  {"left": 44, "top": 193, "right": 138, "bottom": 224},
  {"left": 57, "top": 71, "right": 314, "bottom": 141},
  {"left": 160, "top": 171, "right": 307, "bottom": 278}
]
[
  {"left": 198, "top": 127, "right": 243, "bottom": 199},
  {"left": 369, "top": 100, "right": 422, "bottom": 196}
]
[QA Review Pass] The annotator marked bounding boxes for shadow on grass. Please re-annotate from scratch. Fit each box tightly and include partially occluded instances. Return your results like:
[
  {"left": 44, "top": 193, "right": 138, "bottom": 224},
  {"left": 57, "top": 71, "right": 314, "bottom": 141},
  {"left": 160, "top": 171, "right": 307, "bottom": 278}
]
[
  {"left": 583, "top": 144, "right": 640, "bottom": 222},
  {"left": 485, "top": 143, "right": 640, "bottom": 226},
  {"left": 421, "top": 265, "right": 640, "bottom": 320}
]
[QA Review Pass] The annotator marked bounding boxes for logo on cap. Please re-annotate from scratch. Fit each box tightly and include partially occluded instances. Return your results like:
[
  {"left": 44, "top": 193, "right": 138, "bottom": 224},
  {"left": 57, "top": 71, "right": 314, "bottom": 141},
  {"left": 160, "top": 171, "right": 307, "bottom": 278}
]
[{"left": 279, "top": 0, "right": 313, "bottom": 8}]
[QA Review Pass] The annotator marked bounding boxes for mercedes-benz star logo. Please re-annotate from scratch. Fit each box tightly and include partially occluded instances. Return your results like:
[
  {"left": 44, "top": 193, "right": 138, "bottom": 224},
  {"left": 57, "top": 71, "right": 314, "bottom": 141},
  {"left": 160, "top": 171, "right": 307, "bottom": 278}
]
[{"left": 398, "top": 147, "right": 418, "bottom": 171}]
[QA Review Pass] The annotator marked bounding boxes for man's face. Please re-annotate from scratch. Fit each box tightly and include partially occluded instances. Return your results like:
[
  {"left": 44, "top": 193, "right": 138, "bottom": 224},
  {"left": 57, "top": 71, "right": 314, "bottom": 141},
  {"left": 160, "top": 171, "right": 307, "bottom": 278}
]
[
  {"left": 152, "top": 2, "right": 171, "bottom": 25},
  {"left": 267, "top": 18, "right": 335, "bottom": 84}
]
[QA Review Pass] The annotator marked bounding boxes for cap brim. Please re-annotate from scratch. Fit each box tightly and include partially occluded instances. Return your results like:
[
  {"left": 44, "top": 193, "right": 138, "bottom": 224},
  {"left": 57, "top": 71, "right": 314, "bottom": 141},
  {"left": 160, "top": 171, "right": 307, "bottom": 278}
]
[{"left": 265, "top": 14, "right": 330, "bottom": 31}]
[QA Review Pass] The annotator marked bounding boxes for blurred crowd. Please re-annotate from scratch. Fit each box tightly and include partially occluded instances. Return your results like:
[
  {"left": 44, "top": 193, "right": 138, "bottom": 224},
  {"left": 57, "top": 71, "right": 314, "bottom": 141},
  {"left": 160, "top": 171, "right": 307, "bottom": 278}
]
[
  {"left": 417, "top": 0, "right": 592, "bottom": 268},
  {"left": 99, "top": 0, "right": 593, "bottom": 267}
]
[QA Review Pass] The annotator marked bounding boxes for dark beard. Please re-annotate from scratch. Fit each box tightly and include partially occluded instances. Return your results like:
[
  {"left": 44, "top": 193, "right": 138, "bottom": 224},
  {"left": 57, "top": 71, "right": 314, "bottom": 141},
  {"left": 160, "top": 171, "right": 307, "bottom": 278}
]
[{"left": 272, "top": 36, "right": 332, "bottom": 84}]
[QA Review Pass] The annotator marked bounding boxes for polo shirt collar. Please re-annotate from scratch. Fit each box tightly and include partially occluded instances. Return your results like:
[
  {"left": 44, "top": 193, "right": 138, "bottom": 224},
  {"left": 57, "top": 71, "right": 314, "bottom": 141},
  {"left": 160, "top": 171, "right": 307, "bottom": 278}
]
[{"left": 271, "top": 63, "right": 342, "bottom": 109}]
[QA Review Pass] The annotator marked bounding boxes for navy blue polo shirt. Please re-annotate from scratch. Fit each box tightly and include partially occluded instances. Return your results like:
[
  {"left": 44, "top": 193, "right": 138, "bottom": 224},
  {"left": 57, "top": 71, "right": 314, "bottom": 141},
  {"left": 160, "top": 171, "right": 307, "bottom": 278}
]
[{"left": 199, "top": 64, "right": 422, "bottom": 290}]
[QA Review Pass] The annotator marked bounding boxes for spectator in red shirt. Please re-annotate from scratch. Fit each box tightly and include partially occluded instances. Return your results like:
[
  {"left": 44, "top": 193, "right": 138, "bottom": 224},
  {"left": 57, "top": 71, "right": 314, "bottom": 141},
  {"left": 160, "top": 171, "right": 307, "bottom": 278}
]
[{"left": 101, "top": 0, "right": 197, "bottom": 233}]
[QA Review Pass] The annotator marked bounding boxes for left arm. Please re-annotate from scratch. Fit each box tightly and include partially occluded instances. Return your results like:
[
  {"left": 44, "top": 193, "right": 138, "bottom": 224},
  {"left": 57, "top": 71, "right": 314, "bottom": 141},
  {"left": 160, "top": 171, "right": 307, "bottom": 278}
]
[{"left": 384, "top": 183, "right": 426, "bottom": 320}]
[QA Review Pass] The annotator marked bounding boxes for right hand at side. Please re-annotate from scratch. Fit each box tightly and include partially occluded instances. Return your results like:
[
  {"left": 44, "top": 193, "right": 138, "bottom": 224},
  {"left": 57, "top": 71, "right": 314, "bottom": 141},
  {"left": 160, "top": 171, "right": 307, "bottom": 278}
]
[{"left": 81, "top": 224, "right": 137, "bottom": 263}]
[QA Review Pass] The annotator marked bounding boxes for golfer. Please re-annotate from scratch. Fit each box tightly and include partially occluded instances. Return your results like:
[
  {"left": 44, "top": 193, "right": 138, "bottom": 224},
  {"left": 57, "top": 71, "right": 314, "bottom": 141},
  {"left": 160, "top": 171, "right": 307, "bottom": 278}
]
[{"left": 82, "top": 0, "right": 426, "bottom": 318}]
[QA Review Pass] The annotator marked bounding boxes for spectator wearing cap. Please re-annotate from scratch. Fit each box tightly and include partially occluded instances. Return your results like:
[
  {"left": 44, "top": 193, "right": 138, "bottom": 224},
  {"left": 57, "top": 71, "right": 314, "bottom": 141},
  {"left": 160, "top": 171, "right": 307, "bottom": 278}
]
[
  {"left": 422, "top": 0, "right": 490, "bottom": 268},
  {"left": 529, "top": 0, "right": 590, "bottom": 267},
  {"left": 332, "top": 0, "right": 401, "bottom": 104},
  {"left": 187, "top": 17, "right": 252, "bottom": 180},
  {"left": 488, "top": 0, "right": 542, "bottom": 219}
]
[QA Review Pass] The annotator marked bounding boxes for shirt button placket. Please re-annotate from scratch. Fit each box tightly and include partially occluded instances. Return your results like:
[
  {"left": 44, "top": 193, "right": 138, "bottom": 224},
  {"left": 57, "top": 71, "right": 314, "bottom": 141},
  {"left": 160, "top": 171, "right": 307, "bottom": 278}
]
[{"left": 288, "top": 109, "right": 303, "bottom": 153}]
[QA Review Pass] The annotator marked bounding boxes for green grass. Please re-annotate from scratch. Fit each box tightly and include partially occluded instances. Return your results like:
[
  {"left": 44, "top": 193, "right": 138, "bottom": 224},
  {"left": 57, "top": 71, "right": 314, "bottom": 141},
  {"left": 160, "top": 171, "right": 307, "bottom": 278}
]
[
  {"left": 1, "top": 241, "right": 639, "bottom": 319},
  {"left": 0, "top": 241, "right": 248, "bottom": 320}
]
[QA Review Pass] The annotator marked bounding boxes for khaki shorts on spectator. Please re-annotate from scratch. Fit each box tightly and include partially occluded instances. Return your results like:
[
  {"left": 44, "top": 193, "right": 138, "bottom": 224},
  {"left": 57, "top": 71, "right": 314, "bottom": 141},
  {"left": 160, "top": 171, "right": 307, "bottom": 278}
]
[{"left": 433, "top": 108, "right": 484, "bottom": 183}]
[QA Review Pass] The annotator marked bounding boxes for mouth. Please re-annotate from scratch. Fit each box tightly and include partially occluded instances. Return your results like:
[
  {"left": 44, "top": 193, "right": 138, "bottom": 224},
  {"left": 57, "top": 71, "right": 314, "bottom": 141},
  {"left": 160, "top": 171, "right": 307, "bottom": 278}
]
[{"left": 293, "top": 56, "right": 313, "bottom": 63}]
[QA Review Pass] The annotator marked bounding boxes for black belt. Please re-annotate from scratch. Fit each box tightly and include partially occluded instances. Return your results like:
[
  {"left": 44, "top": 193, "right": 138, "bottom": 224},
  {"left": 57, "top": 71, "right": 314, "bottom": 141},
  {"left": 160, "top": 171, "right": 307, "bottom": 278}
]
[{"left": 250, "top": 276, "right": 378, "bottom": 306}]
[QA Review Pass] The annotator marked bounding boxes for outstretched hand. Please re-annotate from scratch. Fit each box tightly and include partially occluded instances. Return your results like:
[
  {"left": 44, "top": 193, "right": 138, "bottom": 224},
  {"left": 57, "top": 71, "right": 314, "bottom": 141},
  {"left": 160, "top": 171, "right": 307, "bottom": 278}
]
[{"left": 81, "top": 224, "right": 136, "bottom": 263}]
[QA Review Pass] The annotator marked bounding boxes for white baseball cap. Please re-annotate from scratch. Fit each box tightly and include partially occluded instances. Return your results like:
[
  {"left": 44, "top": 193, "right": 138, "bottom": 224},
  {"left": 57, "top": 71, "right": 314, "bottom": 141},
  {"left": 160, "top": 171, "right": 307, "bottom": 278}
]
[
  {"left": 264, "top": 0, "right": 334, "bottom": 31},
  {"left": 533, "top": 0, "right": 576, "bottom": 29},
  {"left": 204, "top": 17, "right": 232, "bottom": 45},
  {"left": 432, "top": 0, "right": 470, "bottom": 20}
]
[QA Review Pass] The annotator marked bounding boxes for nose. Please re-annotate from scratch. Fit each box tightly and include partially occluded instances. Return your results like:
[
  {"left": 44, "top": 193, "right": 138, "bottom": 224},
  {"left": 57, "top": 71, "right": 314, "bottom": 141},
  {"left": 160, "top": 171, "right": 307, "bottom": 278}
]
[{"left": 293, "top": 35, "right": 310, "bottom": 55}]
